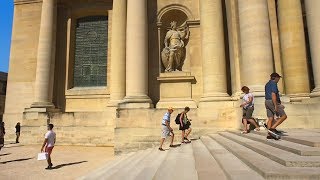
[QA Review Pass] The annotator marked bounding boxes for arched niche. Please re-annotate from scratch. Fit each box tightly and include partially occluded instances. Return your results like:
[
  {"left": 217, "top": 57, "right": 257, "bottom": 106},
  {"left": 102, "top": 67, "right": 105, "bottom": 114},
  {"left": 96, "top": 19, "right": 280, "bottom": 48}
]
[{"left": 157, "top": 5, "right": 193, "bottom": 72}]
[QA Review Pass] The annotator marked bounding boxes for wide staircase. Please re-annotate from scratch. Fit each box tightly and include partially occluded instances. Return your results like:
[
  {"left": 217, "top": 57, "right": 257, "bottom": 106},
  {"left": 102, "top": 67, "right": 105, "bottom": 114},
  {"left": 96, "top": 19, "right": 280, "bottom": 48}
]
[{"left": 79, "top": 130, "right": 320, "bottom": 180}]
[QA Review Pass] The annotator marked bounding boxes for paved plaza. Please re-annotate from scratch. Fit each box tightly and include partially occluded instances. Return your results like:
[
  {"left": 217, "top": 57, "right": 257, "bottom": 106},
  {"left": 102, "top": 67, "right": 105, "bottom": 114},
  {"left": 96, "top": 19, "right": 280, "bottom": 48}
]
[{"left": 0, "top": 144, "right": 114, "bottom": 180}]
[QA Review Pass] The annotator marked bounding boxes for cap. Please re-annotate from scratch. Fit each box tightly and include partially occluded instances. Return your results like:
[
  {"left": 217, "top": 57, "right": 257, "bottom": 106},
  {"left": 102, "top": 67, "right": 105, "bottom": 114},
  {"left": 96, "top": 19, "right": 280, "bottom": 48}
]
[{"left": 270, "top": 72, "right": 282, "bottom": 78}]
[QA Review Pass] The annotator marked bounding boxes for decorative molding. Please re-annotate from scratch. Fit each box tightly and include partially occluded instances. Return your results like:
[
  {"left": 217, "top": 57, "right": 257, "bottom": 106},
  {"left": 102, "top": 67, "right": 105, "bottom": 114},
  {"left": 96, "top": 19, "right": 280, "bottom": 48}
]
[
  {"left": 157, "top": 3, "right": 195, "bottom": 23},
  {"left": 14, "top": 0, "right": 42, "bottom": 5}
]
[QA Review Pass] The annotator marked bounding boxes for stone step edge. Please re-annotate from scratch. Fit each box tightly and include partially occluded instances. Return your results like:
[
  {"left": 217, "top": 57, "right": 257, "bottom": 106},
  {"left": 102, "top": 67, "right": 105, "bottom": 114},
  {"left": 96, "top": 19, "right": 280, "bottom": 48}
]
[
  {"left": 210, "top": 134, "right": 320, "bottom": 179},
  {"left": 78, "top": 152, "right": 136, "bottom": 180},
  {"left": 253, "top": 131, "right": 320, "bottom": 147},
  {"left": 84, "top": 149, "right": 149, "bottom": 179},
  {"left": 219, "top": 132, "right": 320, "bottom": 167},
  {"left": 200, "top": 136, "right": 264, "bottom": 180},
  {"left": 108, "top": 148, "right": 159, "bottom": 180},
  {"left": 107, "top": 148, "right": 155, "bottom": 179},
  {"left": 133, "top": 149, "right": 169, "bottom": 180},
  {"left": 192, "top": 139, "right": 228, "bottom": 180},
  {"left": 228, "top": 130, "right": 320, "bottom": 156}
]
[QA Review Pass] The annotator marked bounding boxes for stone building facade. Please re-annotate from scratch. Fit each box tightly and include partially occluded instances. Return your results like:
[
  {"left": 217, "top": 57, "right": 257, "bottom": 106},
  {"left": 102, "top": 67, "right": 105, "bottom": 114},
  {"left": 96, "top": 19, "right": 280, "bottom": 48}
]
[
  {"left": 0, "top": 72, "right": 8, "bottom": 122},
  {"left": 4, "top": 0, "right": 320, "bottom": 153}
]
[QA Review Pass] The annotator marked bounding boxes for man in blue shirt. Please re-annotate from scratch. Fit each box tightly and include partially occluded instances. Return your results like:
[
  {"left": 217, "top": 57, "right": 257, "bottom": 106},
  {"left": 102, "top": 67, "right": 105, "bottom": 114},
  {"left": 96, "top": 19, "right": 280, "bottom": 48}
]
[
  {"left": 265, "top": 73, "right": 287, "bottom": 139},
  {"left": 159, "top": 107, "right": 175, "bottom": 151}
]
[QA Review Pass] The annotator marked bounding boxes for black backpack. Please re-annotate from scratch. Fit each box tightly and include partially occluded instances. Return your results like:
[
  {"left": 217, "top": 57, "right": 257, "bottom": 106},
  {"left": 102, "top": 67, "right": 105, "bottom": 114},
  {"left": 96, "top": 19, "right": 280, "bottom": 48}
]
[{"left": 175, "top": 113, "right": 182, "bottom": 124}]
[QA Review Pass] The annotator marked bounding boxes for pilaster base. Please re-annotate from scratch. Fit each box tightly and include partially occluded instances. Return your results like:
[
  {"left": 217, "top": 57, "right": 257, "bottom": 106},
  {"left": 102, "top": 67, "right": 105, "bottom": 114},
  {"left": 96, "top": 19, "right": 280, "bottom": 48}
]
[
  {"left": 288, "top": 93, "right": 310, "bottom": 102},
  {"left": 199, "top": 93, "right": 231, "bottom": 102},
  {"left": 310, "top": 87, "right": 320, "bottom": 98},
  {"left": 119, "top": 95, "right": 153, "bottom": 109},
  {"left": 107, "top": 100, "right": 124, "bottom": 107},
  {"left": 156, "top": 99, "right": 197, "bottom": 109},
  {"left": 30, "top": 102, "right": 54, "bottom": 108}
]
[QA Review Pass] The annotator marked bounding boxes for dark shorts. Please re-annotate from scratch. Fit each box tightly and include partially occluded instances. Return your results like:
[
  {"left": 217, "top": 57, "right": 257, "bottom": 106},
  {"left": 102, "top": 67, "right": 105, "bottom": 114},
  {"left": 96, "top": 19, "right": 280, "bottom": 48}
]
[
  {"left": 265, "top": 100, "right": 286, "bottom": 118},
  {"left": 45, "top": 146, "right": 54, "bottom": 156},
  {"left": 242, "top": 106, "right": 254, "bottom": 119},
  {"left": 179, "top": 122, "right": 191, "bottom": 131}
]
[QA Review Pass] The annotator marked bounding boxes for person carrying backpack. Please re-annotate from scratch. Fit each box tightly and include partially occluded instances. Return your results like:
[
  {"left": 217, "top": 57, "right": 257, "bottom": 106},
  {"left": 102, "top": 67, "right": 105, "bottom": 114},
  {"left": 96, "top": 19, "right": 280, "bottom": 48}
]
[
  {"left": 159, "top": 107, "right": 175, "bottom": 151},
  {"left": 179, "top": 106, "right": 192, "bottom": 143}
]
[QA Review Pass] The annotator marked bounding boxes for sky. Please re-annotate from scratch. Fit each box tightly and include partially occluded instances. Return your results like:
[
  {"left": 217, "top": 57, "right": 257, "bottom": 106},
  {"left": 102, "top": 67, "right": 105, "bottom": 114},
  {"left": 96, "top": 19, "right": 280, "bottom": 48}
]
[{"left": 0, "top": 0, "right": 14, "bottom": 73}]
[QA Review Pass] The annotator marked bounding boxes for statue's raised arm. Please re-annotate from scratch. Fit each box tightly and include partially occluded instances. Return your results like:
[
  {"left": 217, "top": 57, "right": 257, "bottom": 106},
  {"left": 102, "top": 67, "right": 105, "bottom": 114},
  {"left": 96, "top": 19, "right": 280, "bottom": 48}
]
[{"left": 178, "top": 22, "right": 189, "bottom": 40}]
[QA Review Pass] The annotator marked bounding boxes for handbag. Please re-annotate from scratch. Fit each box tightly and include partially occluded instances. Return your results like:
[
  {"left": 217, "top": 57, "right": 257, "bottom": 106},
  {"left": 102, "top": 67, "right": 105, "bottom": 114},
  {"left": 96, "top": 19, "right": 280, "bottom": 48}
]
[{"left": 37, "top": 152, "right": 48, "bottom": 161}]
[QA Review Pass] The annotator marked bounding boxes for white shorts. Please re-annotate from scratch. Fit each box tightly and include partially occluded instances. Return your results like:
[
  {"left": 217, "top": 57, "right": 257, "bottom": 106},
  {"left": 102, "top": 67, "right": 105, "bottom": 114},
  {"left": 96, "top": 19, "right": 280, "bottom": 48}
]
[{"left": 161, "top": 125, "right": 171, "bottom": 138}]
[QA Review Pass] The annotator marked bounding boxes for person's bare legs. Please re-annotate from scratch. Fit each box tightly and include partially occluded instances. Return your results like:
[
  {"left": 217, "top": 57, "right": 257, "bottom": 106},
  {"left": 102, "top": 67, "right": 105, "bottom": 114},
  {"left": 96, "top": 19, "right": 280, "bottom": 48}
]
[
  {"left": 47, "top": 154, "right": 52, "bottom": 168},
  {"left": 267, "top": 117, "right": 274, "bottom": 129},
  {"left": 185, "top": 128, "right": 192, "bottom": 139},
  {"left": 247, "top": 118, "right": 260, "bottom": 129},
  {"left": 170, "top": 132, "right": 174, "bottom": 146},
  {"left": 271, "top": 115, "right": 287, "bottom": 129},
  {"left": 242, "top": 119, "right": 248, "bottom": 132},
  {"left": 181, "top": 130, "right": 185, "bottom": 143},
  {"left": 159, "top": 138, "right": 165, "bottom": 149}
]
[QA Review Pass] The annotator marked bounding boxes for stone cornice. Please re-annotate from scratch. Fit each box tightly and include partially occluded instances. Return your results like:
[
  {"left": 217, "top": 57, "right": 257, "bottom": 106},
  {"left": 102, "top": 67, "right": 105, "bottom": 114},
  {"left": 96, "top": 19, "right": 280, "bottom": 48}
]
[{"left": 14, "top": 0, "right": 42, "bottom": 5}]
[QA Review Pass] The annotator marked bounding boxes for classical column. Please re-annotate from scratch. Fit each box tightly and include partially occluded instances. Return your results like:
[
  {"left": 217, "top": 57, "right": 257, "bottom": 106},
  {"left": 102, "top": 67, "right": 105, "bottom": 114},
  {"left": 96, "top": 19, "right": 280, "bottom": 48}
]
[
  {"left": 109, "top": 0, "right": 127, "bottom": 105},
  {"left": 122, "top": 0, "right": 152, "bottom": 107},
  {"left": 278, "top": 0, "right": 310, "bottom": 100},
  {"left": 31, "top": 0, "right": 57, "bottom": 108},
  {"left": 199, "top": 0, "right": 229, "bottom": 103},
  {"left": 225, "top": 0, "right": 242, "bottom": 99},
  {"left": 238, "top": 0, "right": 274, "bottom": 96},
  {"left": 305, "top": 0, "right": 320, "bottom": 97}
]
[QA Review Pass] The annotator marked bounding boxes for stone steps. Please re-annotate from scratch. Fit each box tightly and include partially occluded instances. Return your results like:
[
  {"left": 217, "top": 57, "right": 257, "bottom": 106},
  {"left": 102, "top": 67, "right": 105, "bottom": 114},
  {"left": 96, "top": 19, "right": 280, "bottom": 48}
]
[
  {"left": 80, "top": 150, "right": 151, "bottom": 179},
  {"left": 211, "top": 134, "right": 320, "bottom": 179},
  {"left": 153, "top": 142, "right": 198, "bottom": 180},
  {"left": 80, "top": 130, "right": 320, "bottom": 180},
  {"left": 200, "top": 136, "right": 264, "bottom": 180},
  {"left": 228, "top": 131, "right": 320, "bottom": 156},
  {"left": 219, "top": 132, "right": 320, "bottom": 167},
  {"left": 132, "top": 149, "right": 169, "bottom": 180},
  {"left": 77, "top": 152, "right": 135, "bottom": 180},
  {"left": 253, "top": 131, "right": 320, "bottom": 147},
  {"left": 192, "top": 139, "right": 227, "bottom": 180},
  {"left": 107, "top": 148, "right": 156, "bottom": 180}
]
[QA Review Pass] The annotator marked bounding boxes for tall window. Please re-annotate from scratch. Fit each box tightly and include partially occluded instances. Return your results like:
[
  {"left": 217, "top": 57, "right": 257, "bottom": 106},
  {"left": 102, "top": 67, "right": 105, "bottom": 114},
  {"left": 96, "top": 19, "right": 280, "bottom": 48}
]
[{"left": 73, "top": 16, "right": 108, "bottom": 87}]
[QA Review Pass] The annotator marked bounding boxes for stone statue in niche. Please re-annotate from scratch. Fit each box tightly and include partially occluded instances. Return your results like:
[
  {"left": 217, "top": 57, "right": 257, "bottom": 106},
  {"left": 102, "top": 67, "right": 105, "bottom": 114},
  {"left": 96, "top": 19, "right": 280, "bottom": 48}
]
[{"left": 161, "top": 21, "right": 189, "bottom": 72}]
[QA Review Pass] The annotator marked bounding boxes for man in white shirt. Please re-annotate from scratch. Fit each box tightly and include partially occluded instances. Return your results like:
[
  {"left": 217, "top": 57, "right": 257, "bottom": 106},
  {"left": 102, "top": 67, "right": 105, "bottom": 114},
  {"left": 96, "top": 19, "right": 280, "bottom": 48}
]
[
  {"left": 41, "top": 124, "right": 56, "bottom": 169},
  {"left": 159, "top": 107, "right": 175, "bottom": 151}
]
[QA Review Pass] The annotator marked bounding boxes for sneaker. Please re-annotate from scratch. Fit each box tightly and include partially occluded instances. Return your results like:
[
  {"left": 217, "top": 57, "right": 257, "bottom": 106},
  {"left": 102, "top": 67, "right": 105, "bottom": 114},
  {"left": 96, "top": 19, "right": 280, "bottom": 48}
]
[
  {"left": 158, "top": 148, "right": 165, "bottom": 151},
  {"left": 267, "top": 135, "right": 275, "bottom": 139},
  {"left": 267, "top": 132, "right": 280, "bottom": 140},
  {"left": 274, "top": 129, "right": 282, "bottom": 134}
]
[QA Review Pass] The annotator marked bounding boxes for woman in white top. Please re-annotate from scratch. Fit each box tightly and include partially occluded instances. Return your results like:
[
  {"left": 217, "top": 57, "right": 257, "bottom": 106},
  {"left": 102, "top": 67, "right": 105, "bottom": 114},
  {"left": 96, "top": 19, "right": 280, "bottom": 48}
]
[{"left": 240, "top": 86, "right": 260, "bottom": 134}]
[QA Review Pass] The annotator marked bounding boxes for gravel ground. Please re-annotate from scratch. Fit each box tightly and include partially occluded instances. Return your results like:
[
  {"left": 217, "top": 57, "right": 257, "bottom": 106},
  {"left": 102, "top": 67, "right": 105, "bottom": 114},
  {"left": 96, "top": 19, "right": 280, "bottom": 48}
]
[{"left": 0, "top": 143, "right": 114, "bottom": 180}]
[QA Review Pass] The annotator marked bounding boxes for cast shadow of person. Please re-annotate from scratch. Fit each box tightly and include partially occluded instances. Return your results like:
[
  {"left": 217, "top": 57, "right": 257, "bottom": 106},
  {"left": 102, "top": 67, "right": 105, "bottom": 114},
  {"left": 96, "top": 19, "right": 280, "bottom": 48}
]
[
  {"left": 0, "top": 157, "right": 33, "bottom": 164},
  {"left": 52, "top": 160, "right": 87, "bottom": 169}
]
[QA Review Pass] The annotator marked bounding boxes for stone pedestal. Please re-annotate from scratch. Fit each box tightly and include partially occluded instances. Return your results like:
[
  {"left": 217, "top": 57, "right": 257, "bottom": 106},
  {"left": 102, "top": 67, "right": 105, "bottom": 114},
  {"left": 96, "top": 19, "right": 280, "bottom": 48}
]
[{"left": 156, "top": 72, "right": 197, "bottom": 108}]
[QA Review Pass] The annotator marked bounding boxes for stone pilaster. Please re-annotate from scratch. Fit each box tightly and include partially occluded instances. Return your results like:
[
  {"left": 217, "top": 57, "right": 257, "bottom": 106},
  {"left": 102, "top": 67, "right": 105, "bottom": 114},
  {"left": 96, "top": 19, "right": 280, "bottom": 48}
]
[
  {"left": 109, "top": 0, "right": 127, "bottom": 106},
  {"left": 238, "top": 0, "right": 274, "bottom": 96},
  {"left": 278, "top": 0, "right": 310, "bottom": 100},
  {"left": 31, "top": 0, "right": 57, "bottom": 108},
  {"left": 199, "top": 0, "right": 230, "bottom": 104},
  {"left": 225, "top": 0, "right": 242, "bottom": 99},
  {"left": 305, "top": 0, "right": 320, "bottom": 97},
  {"left": 121, "top": 0, "right": 152, "bottom": 108}
]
